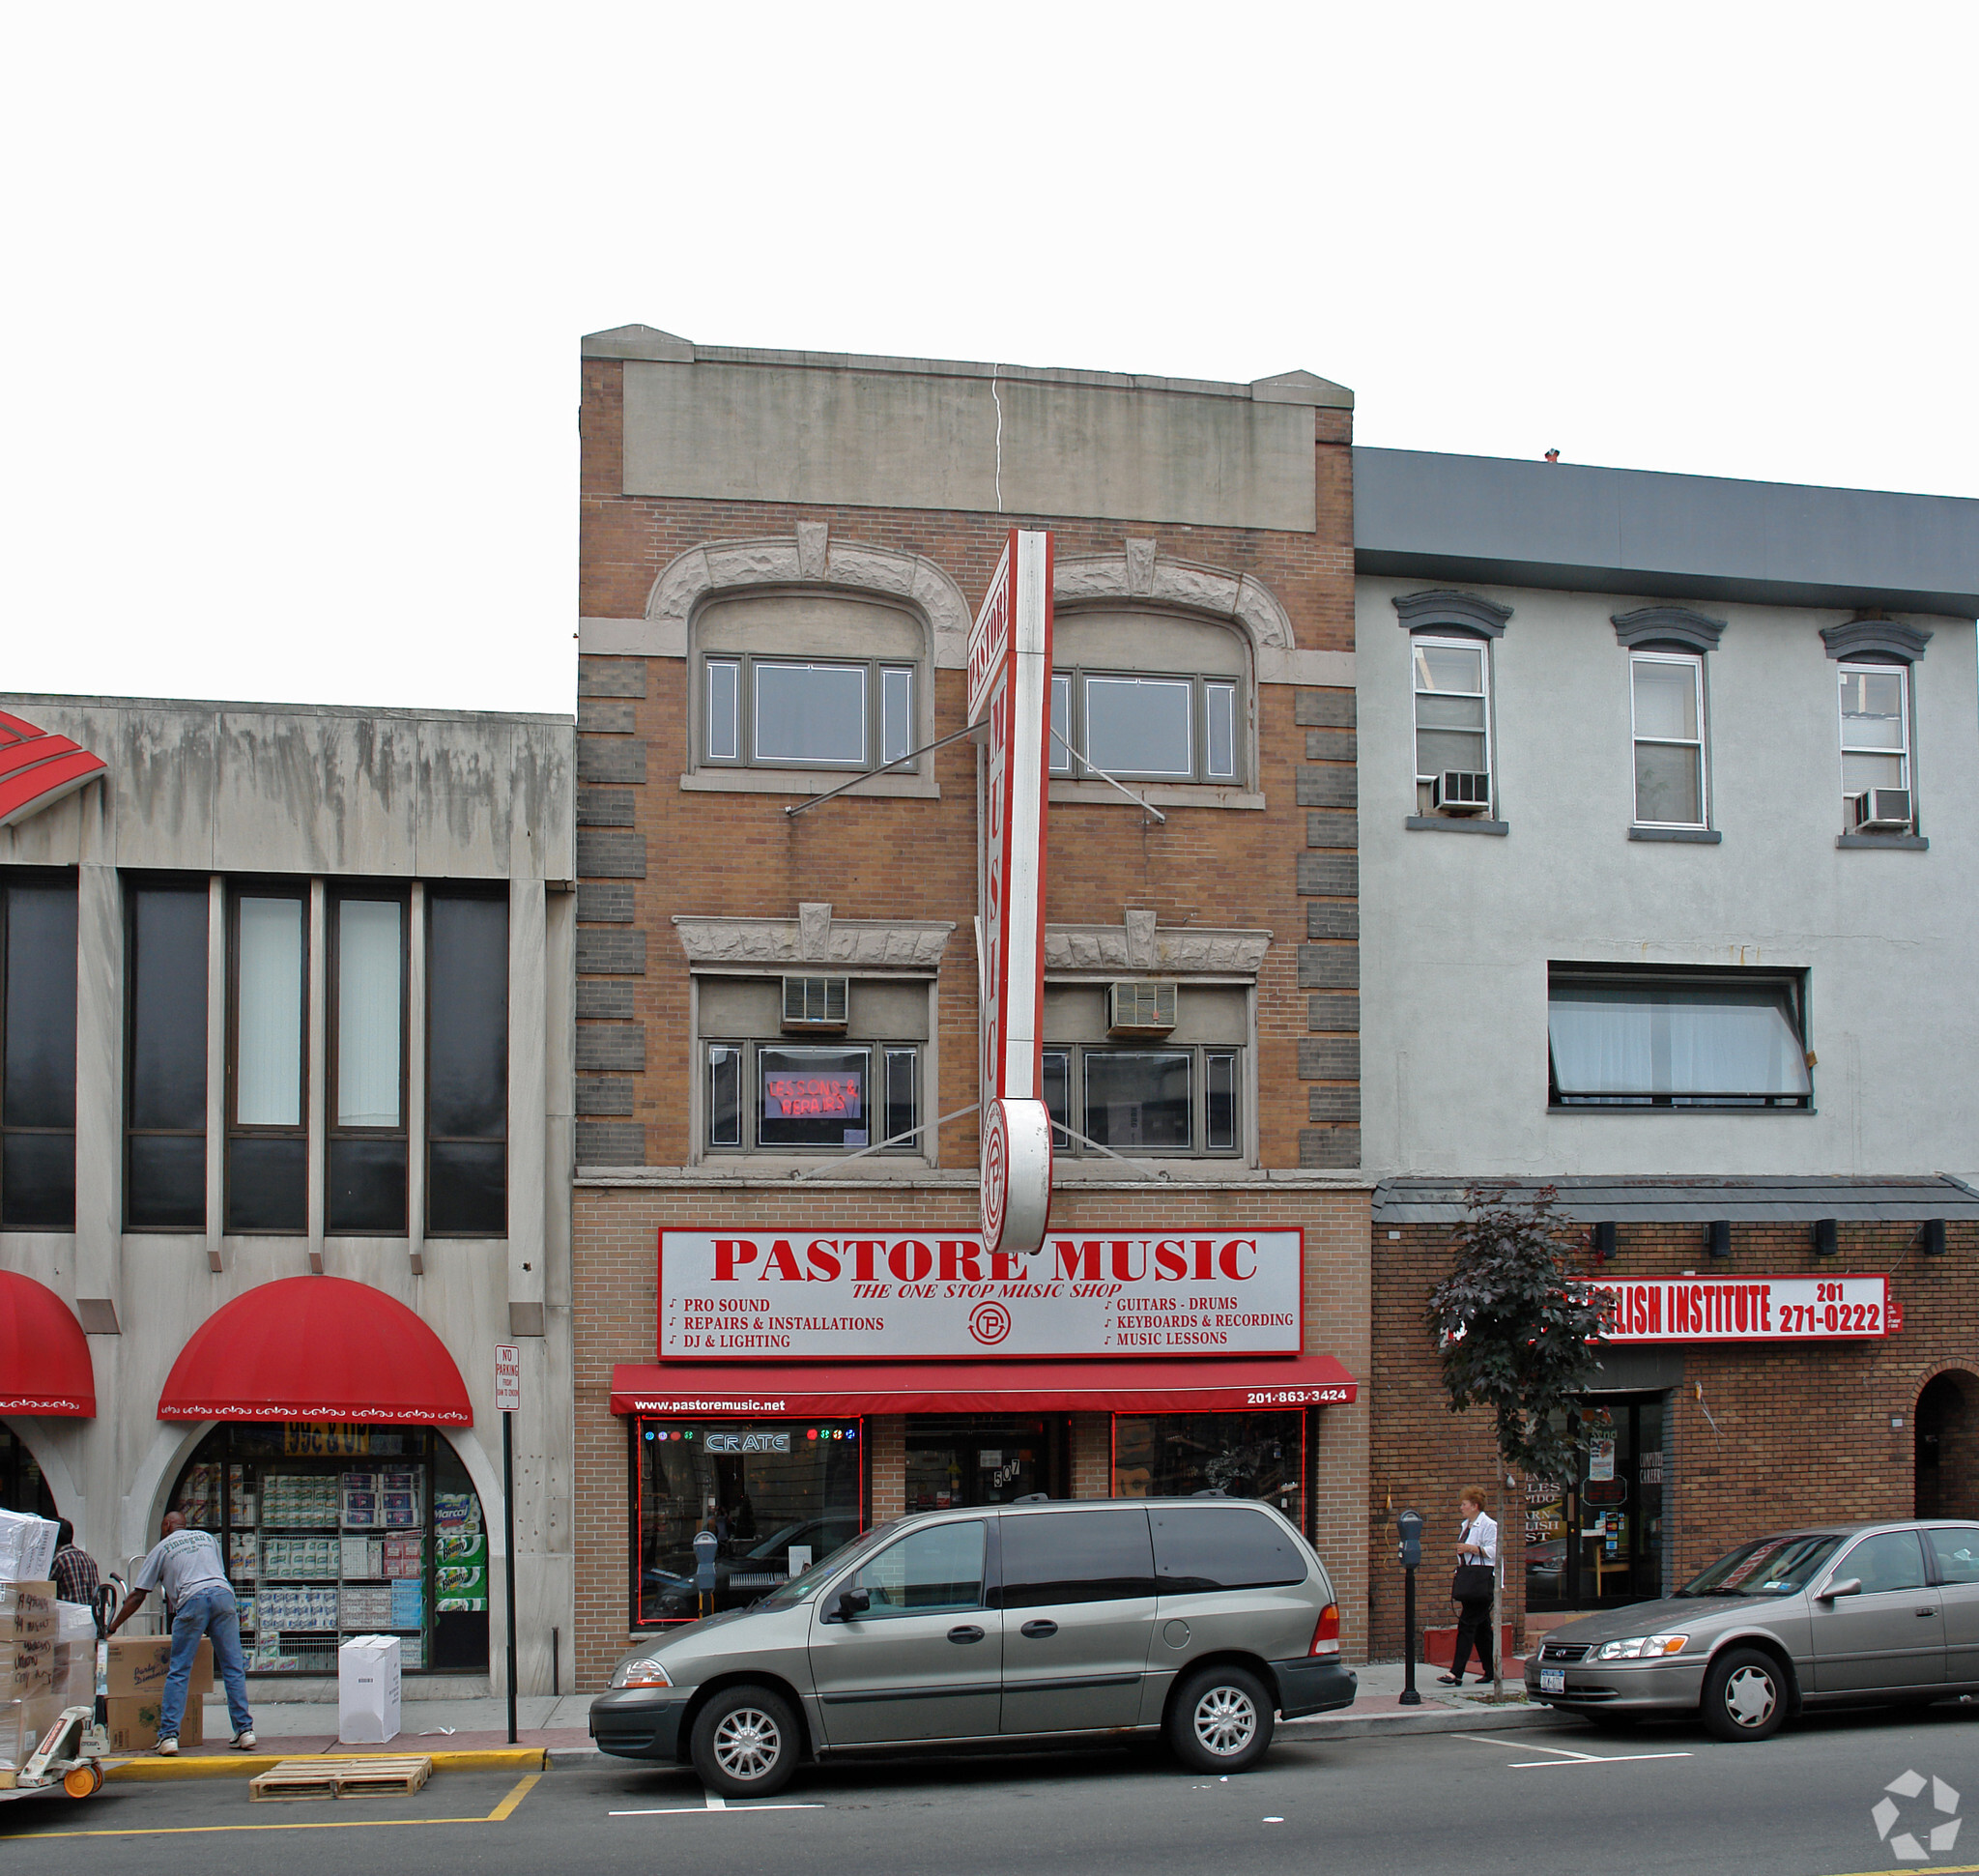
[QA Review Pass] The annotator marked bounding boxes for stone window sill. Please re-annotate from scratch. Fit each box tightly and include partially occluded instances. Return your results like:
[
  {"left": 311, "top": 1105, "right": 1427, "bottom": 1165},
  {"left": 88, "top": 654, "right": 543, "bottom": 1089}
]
[
  {"left": 1836, "top": 833, "right": 1928, "bottom": 850},
  {"left": 1628, "top": 826, "right": 1723, "bottom": 844},
  {"left": 679, "top": 770, "right": 939, "bottom": 800},
  {"left": 1405, "top": 815, "right": 1507, "bottom": 836},
  {"left": 1048, "top": 781, "right": 1264, "bottom": 811}
]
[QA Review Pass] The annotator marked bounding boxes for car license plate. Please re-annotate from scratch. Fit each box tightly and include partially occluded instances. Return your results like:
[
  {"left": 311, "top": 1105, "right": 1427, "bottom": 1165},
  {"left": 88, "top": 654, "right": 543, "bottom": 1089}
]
[{"left": 1539, "top": 1668, "right": 1566, "bottom": 1693}]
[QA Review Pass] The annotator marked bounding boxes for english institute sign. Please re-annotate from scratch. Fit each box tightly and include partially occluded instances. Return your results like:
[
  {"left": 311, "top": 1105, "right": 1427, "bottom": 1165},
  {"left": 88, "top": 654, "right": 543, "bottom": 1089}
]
[{"left": 657, "top": 1228, "right": 1304, "bottom": 1360}]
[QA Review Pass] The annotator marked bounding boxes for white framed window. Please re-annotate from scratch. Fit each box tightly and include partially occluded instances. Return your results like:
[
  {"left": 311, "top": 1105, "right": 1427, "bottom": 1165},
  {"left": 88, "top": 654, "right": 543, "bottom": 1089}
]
[
  {"left": 1630, "top": 651, "right": 1707, "bottom": 828},
  {"left": 1048, "top": 671, "right": 1243, "bottom": 785},
  {"left": 702, "top": 655, "right": 916, "bottom": 771},
  {"left": 1838, "top": 662, "right": 1910, "bottom": 802},
  {"left": 702, "top": 1040, "right": 923, "bottom": 1154},
  {"left": 1412, "top": 635, "right": 1492, "bottom": 812}
]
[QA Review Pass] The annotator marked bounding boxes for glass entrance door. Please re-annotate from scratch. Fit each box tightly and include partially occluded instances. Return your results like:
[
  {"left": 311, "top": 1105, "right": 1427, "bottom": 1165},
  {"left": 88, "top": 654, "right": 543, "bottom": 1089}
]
[
  {"left": 1525, "top": 1394, "right": 1665, "bottom": 1613},
  {"left": 903, "top": 1417, "right": 1068, "bottom": 1511}
]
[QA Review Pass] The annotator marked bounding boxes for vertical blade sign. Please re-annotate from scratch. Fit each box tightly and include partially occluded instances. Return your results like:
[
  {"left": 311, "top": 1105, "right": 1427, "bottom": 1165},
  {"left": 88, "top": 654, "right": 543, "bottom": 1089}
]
[{"left": 969, "top": 530, "right": 1054, "bottom": 1256}]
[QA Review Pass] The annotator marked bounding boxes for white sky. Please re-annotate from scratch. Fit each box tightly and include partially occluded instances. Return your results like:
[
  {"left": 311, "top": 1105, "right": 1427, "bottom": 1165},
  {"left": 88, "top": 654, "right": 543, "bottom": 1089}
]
[{"left": 4, "top": 3, "right": 1973, "bottom": 715}]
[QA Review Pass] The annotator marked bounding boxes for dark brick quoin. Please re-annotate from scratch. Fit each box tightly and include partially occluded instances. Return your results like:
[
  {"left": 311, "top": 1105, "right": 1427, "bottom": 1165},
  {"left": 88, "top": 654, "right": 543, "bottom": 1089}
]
[
  {"left": 1305, "top": 730, "right": 1357, "bottom": 762},
  {"left": 1299, "top": 852, "right": 1359, "bottom": 897},
  {"left": 575, "top": 1121, "right": 645, "bottom": 1164},
  {"left": 1307, "top": 903, "right": 1360, "bottom": 940},
  {"left": 576, "top": 1025, "right": 647, "bottom": 1072},
  {"left": 1297, "top": 766, "right": 1358, "bottom": 810},
  {"left": 1306, "top": 811, "right": 1359, "bottom": 849},
  {"left": 575, "top": 1077, "right": 634, "bottom": 1114},
  {"left": 1308, "top": 1085, "right": 1362, "bottom": 1123},
  {"left": 1300, "top": 1128, "right": 1361, "bottom": 1168},
  {"left": 578, "top": 736, "right": 647, "bottom": 784},
  {"left": 578, "top": 789, "right": 637, "bottom": 827},
  {"left": 576, "top": 980, "right": 637, "bottom": 1022},
  {"left": 578, "top": 700, "right": 639, "bottom": 735},
  {"left": 575, "top": 929, "right": 645, "bottom": 974},
  {"left": 576, "top": 881, "right": 634, "bottom": 924},
  {"left": 1307, "top": 994, "right": 1361, "bottom": 1031},
  {"left": 1295, "top": 690, "right": 1356, "bottom": 729},
  {"left": 1300, "top": 1036, "right": 1360, "bottom": 1080},
  {"left": 1298, "top": 943, "right": 1361, "bottom": 990},
  {"left": 578, "top": 656, "right": 645, "bottom": 698},
  {"left": 576, "top": 828, "right": 646, "bottom": 879}
]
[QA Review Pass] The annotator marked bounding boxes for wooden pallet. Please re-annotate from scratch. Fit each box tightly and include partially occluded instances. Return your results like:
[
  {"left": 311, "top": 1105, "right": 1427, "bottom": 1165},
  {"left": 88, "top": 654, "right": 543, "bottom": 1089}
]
[{"left": 248, "top": 1756, "right": 433, "bottom": 1803}]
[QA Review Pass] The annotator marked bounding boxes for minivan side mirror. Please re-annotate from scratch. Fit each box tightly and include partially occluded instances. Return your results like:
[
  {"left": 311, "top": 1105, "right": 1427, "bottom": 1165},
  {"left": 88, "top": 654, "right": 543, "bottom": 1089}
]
[
  {"left": 829, "top": 1587, "right": 871, "bottom": 1623},
  {"left": 1818, "top": 1577, "right": 1863, "bottom": 1602}
]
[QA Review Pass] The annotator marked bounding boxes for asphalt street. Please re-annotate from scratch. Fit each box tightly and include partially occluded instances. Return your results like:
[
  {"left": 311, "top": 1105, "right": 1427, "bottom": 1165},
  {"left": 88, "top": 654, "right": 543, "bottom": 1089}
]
[{"left": 8, "top": 1703, "right": 1979, "bottom": 1876}]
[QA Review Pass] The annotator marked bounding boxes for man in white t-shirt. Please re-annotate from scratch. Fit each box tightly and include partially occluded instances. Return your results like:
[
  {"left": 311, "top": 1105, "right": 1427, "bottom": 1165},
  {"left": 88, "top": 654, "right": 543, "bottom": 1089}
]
[{"left": 108, "top": 1513, "right": 255, "bottom": 1754}]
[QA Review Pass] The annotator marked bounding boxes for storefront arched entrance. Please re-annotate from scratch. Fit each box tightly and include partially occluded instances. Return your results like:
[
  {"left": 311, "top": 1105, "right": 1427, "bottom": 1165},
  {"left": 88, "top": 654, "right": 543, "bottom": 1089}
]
[{"left": 1916, "top": 1371, "right": 1979, "bottom": 1519}]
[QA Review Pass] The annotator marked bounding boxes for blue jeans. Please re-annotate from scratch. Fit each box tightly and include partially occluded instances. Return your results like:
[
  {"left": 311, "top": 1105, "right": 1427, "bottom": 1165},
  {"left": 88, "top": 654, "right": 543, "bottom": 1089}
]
[{"left": 159, "top": 1587, "right": 252, "bottom": 1743}]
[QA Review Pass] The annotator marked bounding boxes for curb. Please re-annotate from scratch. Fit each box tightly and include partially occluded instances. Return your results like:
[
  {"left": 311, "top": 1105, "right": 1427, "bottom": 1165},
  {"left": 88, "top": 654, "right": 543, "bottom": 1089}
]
[
  {"left": 1283, "top": 1704, "right": 1580, "bottom": 1741},
  {"left": 103, "top": 1746, "right": 548, "bottom": 1783}
]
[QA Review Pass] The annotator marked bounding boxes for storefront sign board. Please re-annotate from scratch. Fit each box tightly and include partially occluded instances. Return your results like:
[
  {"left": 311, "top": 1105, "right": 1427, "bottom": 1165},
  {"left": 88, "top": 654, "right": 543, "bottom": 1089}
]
[
  {"left": 969, "top": 529, "right": 1054, "bottom": 1257},
  {"left": 1592, "top": 1273, "right": 1891, "bottom": 1343},
  {"left": 657, "top": 1227, "right": 1304, "bottom": 1358}
]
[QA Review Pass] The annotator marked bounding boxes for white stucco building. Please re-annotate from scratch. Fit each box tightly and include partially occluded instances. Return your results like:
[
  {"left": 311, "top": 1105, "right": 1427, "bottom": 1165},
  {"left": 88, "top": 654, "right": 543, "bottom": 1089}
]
[{"left": 0, "top": 695, "right": 575, "bottom": 1695}]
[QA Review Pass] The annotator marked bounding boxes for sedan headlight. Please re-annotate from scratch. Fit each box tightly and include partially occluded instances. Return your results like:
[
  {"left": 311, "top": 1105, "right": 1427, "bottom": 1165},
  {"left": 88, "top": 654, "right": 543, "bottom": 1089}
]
[
  {"left": 611, "top": 1657, "right": 674, "bottom": 1688},
  {"left": 1595, "top": 1633, "right": 1688, "bottom": 1660}
]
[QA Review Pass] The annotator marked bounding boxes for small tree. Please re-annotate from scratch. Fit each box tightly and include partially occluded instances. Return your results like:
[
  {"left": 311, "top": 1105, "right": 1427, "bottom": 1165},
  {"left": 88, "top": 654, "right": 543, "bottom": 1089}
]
[{"left": 1425, "top": 1183, "right": 1610, "bottom": 1695}]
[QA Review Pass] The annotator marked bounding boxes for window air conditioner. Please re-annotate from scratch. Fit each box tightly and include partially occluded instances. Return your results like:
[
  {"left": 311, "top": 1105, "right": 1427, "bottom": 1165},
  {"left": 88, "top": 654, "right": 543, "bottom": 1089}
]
[
  {"left": 1851, "top": 787, "right": 1911, "bottom": 833},
  {"left": 1432, "top": 770, "right": 1492, "bottom": 816},
  {"left": 1107, "top": 980, "right": 1178, "bottom": 1037},
  {"left": 781, "top": 974, "right": 849, "bottom": 1032}
]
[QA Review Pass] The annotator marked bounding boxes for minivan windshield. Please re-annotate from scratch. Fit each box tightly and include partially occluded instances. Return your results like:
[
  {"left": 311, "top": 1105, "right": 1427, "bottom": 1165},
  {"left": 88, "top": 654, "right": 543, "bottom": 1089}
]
[
  {"left": 1675, "top": 1534, "right": 1842, "bottom": 1598},
  {"left": 753, "top": 1519, "right": 897, "bottom": 1611}
]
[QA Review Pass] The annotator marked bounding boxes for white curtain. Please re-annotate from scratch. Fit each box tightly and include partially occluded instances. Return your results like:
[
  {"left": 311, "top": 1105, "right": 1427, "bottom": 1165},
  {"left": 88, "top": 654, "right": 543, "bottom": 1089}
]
[
  {"left": 1550, "top": 986, "right": 1810, "bottom": 1098},
  {"left": 237, "top": 897, "right": 303, "bottom": 1124},
  {"left": 337, "top": 900, "right": 402, "bottom": 1126}
]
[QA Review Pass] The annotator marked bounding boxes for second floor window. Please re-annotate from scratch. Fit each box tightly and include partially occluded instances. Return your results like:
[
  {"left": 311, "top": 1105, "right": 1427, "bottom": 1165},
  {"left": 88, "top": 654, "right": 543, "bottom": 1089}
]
[
  {"left": 1630, "top": 651, "right": 1708, "bottom": 827},
  {"left": 1041, "top": 1046, "right": 1242, "bottom": 1157},
  {"left": 1839, "top": 663, "right": 1911, "bottom": 823},
  {"left": 1412, "top": 636, "right": 1491, "bottom": 813},
  {"left": 126, "top": 880, "right": 208, "bottom": 1230},
  {"left": 703, "top": 657, "right": 915, "bottom": 770},
  {"left": 0, "top": 875, "right": 77, "bottom": 1230},
  {"left": 1049, "top": 671, "right": 1242, "bottom": 785},
  {"left": 227, "top": 887, "right": 308, "bottom": 1232},
  {"left": 328, "top": 892, "right": 408, "bottom": 1234}
]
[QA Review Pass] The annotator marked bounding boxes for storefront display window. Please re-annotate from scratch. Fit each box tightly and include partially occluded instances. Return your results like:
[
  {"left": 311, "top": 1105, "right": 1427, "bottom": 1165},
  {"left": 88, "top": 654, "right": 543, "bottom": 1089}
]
[
  {"left": 905, "top": 1416, "right": 1067, "bottom": 1512},
  {"left": 1111, "top": 1412, "right": 1304, "bottom": 1525},
  {"left": 167, "top": 1424, "right": 487, "bottom": 1675},
  {"left": 0, "top": 1426, "right": 58, "bottom": 1519},
  {"left": 1525, "top": 1395, "right": 1664, "bottom": 1612},
  {"left": 634, "top": 1419, "right": 863, "bottom": 1627}
]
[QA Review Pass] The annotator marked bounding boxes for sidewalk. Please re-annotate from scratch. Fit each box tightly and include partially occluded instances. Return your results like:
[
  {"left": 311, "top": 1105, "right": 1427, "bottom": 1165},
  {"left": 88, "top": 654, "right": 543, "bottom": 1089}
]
[{"left": 191, "top": 1690, "right": 595, "bottom": 1757}]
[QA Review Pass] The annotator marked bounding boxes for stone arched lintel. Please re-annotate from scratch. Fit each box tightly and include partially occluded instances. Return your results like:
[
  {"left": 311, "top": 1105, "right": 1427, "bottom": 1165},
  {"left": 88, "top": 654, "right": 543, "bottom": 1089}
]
[{"left": 1054, "top": 547, "right": 1295, "bottom": 651}]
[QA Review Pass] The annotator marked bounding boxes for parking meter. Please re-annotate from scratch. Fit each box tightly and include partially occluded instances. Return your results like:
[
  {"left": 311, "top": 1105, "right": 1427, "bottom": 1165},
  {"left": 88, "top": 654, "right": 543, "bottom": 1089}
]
[
  {"left": 692, "top": 1529, "right": 719, "bottom": 1591},
  {"left": 1396, "top": 1510, "right": 1424, "bottom": 1704}
]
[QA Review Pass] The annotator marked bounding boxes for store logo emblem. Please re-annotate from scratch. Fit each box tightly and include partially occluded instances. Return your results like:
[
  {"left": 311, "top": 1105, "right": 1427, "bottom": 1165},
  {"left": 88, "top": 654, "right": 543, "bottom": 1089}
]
[
  {"left": 968, "top": 1301, "right": 1013, "bottom": 1346},
  {"left": 1873, "top": 1770, "right": 1960, "bottom": 1861}
]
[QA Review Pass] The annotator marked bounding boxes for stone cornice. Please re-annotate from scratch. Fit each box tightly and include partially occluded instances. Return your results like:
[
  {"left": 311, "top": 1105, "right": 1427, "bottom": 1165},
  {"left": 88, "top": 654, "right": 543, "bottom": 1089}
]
[
  {"left": 1045, "top": 911, "right": 1271, "bottom": 975},
  {"left": 674, "top": 903, "right": 954, "bottom": 970}
]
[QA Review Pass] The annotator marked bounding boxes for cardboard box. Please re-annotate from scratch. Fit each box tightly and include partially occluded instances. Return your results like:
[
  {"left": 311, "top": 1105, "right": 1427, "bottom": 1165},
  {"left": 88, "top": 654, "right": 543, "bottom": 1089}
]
[
  {"left": 0, "top": 1695, "right": 67, "bottom": 1770},
  {"left": 104, "top": 1693, "right": 204, "bottom": 1753},
  {"left": 0, "top": 1583, "right": 56, "bottom": 1637},
  {"left": 337, "top": 1634, "right": 400, "bottom": 1745},
  {"left": 107, "top": 1635, "right": 213, "bottom": 1698},
  {"left": 0, "top": 1513, "right": 58, "bottom": 1584}
]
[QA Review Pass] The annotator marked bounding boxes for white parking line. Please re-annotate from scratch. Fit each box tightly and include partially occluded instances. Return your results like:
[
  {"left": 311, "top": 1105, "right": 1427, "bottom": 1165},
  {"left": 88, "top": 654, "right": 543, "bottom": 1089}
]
[
  {"left": 610, "top": 1790, "right": 823, "bottom": 1816},
  {"left": 1449, "top": 1732, "right": 1693, "bottom": 1771}
]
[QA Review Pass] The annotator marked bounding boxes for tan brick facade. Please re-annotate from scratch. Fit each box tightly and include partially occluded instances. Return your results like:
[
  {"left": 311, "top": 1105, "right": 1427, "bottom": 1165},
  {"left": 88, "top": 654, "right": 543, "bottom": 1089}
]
[{"left": 569, "top": 341, "right": 1374, "bottom": 1691}]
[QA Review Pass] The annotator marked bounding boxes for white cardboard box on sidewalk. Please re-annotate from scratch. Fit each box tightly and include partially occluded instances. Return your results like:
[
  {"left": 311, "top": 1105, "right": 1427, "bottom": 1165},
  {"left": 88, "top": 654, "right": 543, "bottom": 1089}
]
[{"left": 337, "top": 1635, "right": 402, "bottom": 1745}]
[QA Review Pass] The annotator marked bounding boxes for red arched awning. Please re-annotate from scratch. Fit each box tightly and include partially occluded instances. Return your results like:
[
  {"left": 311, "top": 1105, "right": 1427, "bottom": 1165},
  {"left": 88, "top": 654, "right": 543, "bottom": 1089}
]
[
  {"left": 0, "top": 711, "right": 107, "bottom": 832},
  {"left": 158, "top": 1277, "right": 473, "bottom": 1426},
  {"left": 0, "top": 1271, "right": 97, "bottom": 1416}
]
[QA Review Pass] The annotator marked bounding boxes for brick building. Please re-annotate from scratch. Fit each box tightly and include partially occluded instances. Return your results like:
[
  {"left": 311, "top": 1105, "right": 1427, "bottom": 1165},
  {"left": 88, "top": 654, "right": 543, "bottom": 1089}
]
[
  {"left": 1352, "top": 448, "right": 1979, "bottom": 1659},
  {"left": 570, "top": 327, "right": 1373, "bottom": 1686}
]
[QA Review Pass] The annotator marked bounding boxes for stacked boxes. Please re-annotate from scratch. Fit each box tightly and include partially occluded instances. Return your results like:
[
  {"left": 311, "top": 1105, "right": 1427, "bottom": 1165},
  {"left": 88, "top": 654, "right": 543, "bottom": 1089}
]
[
  {"left": 104, "top": 1635, "right": 211, "bottom": 1750},
  {"left": 0, "top": 1583, "right": 59, "bottom": 1774}
]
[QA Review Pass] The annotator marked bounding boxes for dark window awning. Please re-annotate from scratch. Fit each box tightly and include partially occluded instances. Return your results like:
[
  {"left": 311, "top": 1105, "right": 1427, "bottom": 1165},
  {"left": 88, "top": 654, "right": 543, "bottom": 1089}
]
[{"left": 609, "top": 1354, "right": 1357, "bottom": 1419}]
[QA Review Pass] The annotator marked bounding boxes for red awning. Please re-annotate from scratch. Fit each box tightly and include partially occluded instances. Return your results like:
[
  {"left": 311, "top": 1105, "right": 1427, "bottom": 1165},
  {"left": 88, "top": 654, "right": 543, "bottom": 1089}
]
[
  {"left": 159, "top": 1276, "right": 473, "bottom": 1425},
  {"left": 0, "top": 1272, "right": 96, "bottom": 1416},
  {"left": 0, "top": 711, "right": 107, "bottom": 832},
  {"left": 609, "top": 1354, "right": 1356, "bottom": 1418}
]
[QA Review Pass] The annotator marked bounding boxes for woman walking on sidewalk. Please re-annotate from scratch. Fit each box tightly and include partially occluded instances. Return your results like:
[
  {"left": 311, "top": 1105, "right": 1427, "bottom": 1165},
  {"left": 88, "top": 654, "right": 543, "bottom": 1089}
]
[{"left": 1440, "top": 1486, "right": 1499, "bottom": 1687}]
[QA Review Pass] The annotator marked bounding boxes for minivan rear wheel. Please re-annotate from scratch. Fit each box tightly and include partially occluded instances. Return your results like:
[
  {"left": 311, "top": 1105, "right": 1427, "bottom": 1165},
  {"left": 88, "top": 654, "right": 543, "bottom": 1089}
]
[
  {"left": 690, "top": 1685, "right": 799, "bottom": 1797},
  {"left": 1167, "top": 1664, "right": 1275, "bottom": 1773},
  {"left": 1701, "top": 1648, "right": 1786, "bottom": 1743}
]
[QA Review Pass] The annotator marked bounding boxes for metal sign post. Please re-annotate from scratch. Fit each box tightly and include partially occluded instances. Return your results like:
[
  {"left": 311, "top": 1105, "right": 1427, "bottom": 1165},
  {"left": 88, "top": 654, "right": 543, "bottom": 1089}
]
[
  {"left": 494, "top": 1344, "right": 521, "bottom": 1746},
  {"left": 968, "top": 529, "right": 1054, "bottom": 1257}
]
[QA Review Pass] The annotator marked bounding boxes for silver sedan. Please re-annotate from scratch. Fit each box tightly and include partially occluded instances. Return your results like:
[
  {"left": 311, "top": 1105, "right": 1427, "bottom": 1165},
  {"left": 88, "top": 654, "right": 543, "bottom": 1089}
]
[{"left": 1526, "top": 1518, "right": 1979, "bottom": 1742}]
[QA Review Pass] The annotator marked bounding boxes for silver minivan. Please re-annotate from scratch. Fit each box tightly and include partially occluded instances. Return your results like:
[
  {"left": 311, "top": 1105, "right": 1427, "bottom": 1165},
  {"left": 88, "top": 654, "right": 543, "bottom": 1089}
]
[{"left": 591, "top": 1497, "right": 1355, "bottom": 1795}]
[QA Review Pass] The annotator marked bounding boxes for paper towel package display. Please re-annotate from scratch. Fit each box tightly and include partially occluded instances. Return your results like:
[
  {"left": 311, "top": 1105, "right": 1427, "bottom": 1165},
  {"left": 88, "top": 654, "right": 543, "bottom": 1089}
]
[
  {"left": 337, "top": 1634, "right": 401, "bottom": 1745},
  {"left": 0, "top": 1513, "right": 59, "bottom": 1584}
]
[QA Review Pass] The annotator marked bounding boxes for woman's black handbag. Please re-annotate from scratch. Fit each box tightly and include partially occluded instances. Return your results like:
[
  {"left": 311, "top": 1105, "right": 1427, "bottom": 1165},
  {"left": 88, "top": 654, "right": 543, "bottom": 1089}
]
[{"left": 1451, "top": 1562, "right": 1496, "bottom": 1603}]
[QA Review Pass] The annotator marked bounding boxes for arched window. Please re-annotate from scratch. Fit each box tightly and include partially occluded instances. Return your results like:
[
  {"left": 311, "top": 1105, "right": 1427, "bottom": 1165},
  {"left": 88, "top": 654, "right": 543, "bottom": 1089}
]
[{"left": 1048, "top": 610, "right": 1250, "bottom": 786}]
